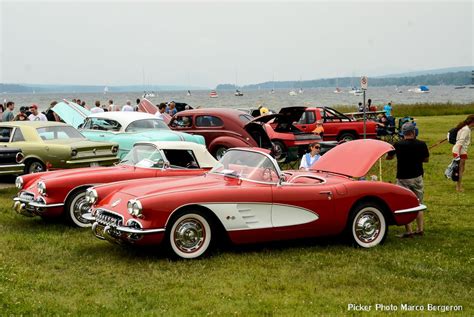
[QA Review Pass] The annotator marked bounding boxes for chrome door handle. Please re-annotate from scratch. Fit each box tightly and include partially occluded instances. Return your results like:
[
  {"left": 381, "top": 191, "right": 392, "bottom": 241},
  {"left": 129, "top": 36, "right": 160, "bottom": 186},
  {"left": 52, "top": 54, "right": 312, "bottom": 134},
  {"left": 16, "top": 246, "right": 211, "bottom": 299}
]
[{"left": 319, "top": 191, "right": 332, "bottom": 200}]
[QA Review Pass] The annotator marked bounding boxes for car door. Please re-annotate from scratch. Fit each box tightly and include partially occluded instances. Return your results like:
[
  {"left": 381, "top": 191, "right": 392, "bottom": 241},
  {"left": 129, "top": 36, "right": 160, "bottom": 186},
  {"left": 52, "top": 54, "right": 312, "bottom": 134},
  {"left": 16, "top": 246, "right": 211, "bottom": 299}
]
[
  {"left": 271, "top": 178, "right": 335, "bottom": 238},
  {"left": 294, "top": 110, "right": 317, "bottom": 133}
]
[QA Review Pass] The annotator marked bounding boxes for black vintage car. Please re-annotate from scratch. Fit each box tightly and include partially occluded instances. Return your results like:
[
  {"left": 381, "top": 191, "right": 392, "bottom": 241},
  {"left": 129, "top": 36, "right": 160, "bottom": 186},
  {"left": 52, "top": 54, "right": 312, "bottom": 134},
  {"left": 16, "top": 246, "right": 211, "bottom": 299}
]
[{"left": 0, "top": 147, "right": 25, "bottom": 176}]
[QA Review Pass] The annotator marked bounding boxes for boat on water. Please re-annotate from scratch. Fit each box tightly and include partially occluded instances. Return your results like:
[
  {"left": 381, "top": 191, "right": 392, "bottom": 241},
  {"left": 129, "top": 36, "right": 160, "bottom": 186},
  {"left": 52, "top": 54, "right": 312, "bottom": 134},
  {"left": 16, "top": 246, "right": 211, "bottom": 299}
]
[
  {"left": 333, "top": 87, "right": 343, "bottom": 94},
  {"left": 270, "top": 89, "right": 275, "bottom": 94},
  {"left": 288, "top": 90, "right": 297, "bottom": 96},
  {"left": 298, "top": 88, "right": 304, "bottom": 94},
  {"left": 234, "top": 89, "right": 244, "bottom": 96},
  {"left": 454, "top": 86, "right": 466, "bottom": 89},
  {"left": 143, "top": 91, "right": 156, "bottom": 98},
  {"left": 210, "top": 90, "right": 218, "bottom": 98},
  {"left": 187, "top": 90, "right": 192, "bottom": 96},
  {"left": 348, "top": 87, "right": 363, "bottom": 96},
  {"left": 408, "top": 85, "right": 430, "bottom": 93},
  {"left": 103, "top": 86, "right": 109, "bottom": 95}
]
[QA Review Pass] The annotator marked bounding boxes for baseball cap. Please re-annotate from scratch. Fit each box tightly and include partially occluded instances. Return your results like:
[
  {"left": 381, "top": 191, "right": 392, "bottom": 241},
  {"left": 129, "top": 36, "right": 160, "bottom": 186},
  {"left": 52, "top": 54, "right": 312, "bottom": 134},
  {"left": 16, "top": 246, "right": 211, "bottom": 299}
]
[
  {"left": 402, "top": 122, "right": 415, "bottom": 135},
  {"left": 30, "top": 104, "right": 38, "bottom": 109}
]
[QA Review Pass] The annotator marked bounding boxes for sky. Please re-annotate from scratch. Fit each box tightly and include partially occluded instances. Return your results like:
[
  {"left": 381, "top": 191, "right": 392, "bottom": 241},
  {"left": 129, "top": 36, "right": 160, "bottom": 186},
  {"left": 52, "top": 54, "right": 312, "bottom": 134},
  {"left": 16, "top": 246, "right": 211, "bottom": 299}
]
[{"left": 0, "top": 0, "right": 472, "bottom": 88}]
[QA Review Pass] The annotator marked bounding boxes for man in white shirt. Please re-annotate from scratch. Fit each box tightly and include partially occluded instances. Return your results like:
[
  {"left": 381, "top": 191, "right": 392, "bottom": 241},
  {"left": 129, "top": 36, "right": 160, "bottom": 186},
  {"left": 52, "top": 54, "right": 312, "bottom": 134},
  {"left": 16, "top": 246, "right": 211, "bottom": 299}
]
[
  {"left": 91, "top": 100, "right": 105, "bottom": 114},
  {"left": 28, "top": 104, "right": 47, "bottom": 121},
  {"left": 155, "top": 103, "right": 167, "bottom": 120},
  {"left": 122, "top": 100, "right": 134, "bottom": 112}
]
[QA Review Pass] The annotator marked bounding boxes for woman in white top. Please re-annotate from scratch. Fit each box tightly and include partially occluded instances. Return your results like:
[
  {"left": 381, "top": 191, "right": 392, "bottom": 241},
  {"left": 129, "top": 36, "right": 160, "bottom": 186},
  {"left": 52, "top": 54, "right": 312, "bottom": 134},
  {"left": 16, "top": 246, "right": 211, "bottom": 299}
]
[
  {"left": 299, "top": 142, "right": 321, "bottom": 171},
  {"left": 452, "top": 114, "right": 474, "bottom": 192}
]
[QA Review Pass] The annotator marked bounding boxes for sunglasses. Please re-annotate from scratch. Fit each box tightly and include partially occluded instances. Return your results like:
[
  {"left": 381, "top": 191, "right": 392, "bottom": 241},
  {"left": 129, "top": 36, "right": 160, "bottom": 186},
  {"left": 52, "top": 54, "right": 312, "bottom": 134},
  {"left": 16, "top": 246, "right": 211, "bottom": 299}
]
[{"left": 312, "top": 146, "right": 321, "bottom": 149}]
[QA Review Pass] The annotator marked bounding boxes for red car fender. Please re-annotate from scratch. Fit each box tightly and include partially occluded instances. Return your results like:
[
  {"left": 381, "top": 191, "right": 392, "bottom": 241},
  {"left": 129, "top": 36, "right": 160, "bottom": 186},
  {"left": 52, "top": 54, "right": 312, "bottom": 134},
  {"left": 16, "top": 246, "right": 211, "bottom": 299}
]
[
  {"left": 333, "top": 181, "right": 420, "bottom": 227},
  {"left": 208, "top": 136, "right": 255, "bottom": 153}
]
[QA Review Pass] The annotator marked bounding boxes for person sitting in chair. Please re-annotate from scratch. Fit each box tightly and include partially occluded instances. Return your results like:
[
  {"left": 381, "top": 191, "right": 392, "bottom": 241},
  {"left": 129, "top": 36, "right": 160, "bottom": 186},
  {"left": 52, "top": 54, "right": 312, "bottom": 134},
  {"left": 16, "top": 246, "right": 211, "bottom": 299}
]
[{"left": 299, "top": 142, "right": 321, "bottom": 171}]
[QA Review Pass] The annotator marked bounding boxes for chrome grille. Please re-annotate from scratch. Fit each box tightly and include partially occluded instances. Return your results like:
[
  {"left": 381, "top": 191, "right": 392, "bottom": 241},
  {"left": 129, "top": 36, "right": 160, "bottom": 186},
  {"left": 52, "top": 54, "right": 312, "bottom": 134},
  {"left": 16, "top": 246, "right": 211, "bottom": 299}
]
[
  {"left": 19, "top": 191, "right": 35, "bottom": 202},
  {"left": 96, "top": 209, "right": 123, "bottom": 227}
]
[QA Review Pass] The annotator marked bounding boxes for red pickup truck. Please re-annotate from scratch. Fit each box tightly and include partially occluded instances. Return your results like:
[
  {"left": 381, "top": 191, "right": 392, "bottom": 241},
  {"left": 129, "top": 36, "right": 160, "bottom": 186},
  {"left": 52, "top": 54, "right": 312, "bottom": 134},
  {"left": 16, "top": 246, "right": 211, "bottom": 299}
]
[{"left": 294, "top": 107, "right": 378, "bottom": 141}]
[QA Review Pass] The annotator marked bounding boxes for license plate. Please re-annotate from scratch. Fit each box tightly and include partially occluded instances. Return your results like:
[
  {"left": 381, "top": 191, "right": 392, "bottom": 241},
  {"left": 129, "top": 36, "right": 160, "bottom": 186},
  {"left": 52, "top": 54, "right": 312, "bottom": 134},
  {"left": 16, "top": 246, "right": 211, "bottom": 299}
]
[{"left": 90, "top": 162, "right": 99, "bottom": 167}]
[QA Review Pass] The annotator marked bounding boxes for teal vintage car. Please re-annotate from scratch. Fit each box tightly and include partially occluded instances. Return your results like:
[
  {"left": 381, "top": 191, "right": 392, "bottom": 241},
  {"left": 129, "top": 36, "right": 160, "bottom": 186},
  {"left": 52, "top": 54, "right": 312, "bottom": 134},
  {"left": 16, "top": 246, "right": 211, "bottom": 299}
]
[{"left": 53, "top": 101, "right": 206, "bottom": 159}]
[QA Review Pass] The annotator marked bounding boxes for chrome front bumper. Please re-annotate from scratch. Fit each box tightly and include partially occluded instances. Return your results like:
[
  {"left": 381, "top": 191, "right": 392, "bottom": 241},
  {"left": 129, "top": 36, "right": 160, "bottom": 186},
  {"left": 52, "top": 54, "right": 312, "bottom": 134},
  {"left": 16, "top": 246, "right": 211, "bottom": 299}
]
[
  {"left": 394, "top": 204, "right": 427, "bottom": 214},
  {"left": 92, "top": 221, "right": 165, "bottom": 244},
  {"left": 13, "top": 196, "right": 64, "bottom": 217}
]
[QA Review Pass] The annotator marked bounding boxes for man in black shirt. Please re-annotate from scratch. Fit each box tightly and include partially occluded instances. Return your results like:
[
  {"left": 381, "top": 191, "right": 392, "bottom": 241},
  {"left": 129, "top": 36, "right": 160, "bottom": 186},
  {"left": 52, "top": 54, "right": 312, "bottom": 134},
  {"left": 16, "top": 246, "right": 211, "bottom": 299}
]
[{"left": 387, "top": 122, "right": 429, "bottom": 238}]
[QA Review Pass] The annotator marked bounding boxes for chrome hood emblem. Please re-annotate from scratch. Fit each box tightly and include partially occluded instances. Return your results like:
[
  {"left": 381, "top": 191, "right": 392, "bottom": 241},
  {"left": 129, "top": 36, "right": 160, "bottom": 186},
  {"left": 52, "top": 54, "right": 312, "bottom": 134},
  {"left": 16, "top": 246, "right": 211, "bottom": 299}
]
[{"left": 111, "top": 199, "right": 121, "bottom": 207}]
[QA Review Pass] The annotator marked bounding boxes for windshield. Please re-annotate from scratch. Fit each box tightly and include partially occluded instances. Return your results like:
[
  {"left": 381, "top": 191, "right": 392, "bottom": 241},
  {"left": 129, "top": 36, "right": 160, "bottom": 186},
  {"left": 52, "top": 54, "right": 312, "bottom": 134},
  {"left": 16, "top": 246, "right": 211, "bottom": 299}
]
[
  {"left": 210, "top": 150, "right": 280, "bottom": 183},
  {"left": 125, "top": 119, "right": 169, "bottom": 132},
  {"left": 37, "top": 126, "right": 85, "bottom": 140},
  {"left": 121, "top": 144, "right": 165, "bottom": 168}
]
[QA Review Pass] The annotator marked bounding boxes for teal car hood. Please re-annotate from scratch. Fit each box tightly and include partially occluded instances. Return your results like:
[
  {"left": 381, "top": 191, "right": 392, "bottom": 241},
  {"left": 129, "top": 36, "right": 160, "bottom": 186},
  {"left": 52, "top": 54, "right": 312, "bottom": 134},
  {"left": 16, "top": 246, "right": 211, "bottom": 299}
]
[{"left": 53, "top": 101, "right": 90, "bottom": 128}]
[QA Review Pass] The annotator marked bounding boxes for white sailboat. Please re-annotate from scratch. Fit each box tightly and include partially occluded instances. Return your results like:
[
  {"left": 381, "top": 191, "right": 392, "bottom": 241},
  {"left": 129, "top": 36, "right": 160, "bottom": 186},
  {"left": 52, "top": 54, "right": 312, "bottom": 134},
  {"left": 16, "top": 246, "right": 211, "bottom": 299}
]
[
  {"left": 103, "top": 86, "right": 109, "bottom": 95},
  {"left": 289, "top": 90, "right": 297, "bottom": 96}
]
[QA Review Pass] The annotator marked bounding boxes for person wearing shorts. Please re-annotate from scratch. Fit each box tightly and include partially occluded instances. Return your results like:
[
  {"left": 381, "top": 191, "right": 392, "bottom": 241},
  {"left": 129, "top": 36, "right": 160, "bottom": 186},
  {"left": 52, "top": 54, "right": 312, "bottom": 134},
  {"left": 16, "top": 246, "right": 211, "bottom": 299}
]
[
  {"left": 452, "top": 114, "right": 474, "bottom": 192},
  {"left": 387, "top": 122, "right": 429, "bottom": 238}
]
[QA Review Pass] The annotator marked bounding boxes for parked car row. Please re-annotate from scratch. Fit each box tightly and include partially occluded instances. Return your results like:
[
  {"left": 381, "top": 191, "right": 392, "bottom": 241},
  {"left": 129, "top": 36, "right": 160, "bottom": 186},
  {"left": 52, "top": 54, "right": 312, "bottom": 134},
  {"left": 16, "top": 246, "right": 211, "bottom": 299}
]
[
  {"left": 12, "top": 139, "right": 426, "bottom": 260},
  {"left": 1, "top": 101, "right": 380, "bottom": 177}
]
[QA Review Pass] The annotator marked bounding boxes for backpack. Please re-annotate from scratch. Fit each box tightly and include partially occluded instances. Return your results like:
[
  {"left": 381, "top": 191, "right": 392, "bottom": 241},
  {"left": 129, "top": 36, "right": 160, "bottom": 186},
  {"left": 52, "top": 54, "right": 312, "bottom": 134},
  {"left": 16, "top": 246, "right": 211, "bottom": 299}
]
[
  {"left": 445, "top": 157, "right": 460, "bottom": 181},
  {"left": 447, "top": 127, "right": 459, "bottom": 145}
]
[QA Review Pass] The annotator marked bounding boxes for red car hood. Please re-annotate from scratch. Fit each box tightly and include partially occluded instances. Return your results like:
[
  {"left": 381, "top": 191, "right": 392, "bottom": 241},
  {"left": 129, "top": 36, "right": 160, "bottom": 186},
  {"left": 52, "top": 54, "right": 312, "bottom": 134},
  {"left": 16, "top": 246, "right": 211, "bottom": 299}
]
[
  {"left": 310, "top": 139, "right": 394, "bottom": 178},
  {"left": 118, "top": 174, "right": 223, "bottom": 198}
]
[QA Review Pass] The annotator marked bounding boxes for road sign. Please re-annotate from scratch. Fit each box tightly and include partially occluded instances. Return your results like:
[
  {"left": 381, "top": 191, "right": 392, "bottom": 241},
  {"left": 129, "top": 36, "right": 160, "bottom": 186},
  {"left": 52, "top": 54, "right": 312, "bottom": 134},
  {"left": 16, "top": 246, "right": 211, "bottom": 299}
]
[{"left": 361, "top": 76, "right": 368, "bottom": 90}]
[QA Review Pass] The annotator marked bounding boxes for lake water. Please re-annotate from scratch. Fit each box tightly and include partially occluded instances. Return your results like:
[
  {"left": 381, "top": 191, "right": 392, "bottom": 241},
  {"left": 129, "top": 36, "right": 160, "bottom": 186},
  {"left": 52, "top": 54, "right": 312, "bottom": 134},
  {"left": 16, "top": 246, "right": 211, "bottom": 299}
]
[{"left": 2, "top": 85, "right": 473, "bottom": 112}]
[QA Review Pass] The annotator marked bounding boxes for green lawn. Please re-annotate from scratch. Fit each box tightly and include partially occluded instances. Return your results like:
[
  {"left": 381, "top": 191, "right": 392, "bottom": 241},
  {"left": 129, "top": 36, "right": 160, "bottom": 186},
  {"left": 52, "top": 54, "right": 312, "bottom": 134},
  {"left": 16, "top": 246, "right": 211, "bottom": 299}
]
[{"left": 0, "top": 115, "right": 472, "bottom": 316}]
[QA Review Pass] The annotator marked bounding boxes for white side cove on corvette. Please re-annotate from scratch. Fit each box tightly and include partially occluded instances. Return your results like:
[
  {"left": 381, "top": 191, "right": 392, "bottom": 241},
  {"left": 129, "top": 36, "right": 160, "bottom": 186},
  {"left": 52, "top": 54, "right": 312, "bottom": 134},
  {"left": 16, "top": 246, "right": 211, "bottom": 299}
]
[{"left": 199, "top": 203, "right": 319, "bottom": 231}]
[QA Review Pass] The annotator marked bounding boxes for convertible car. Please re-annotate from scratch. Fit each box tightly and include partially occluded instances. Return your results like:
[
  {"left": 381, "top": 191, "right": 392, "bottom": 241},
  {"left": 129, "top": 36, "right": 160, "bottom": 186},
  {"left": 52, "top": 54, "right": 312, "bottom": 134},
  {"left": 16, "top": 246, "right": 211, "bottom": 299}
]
[
  {"left": 86, "top": 139, "right": 425, "bottom": 259},
  {"left": 0, "top": 147, "right": 25, "bottom": 175},
  {"left": 13, "top": 141, "right": 217, "bottom": 227},
  {"left": 53, "top": 101, "right": 205, "bottom": 159},
  {"left": 0, "top": 121, "right": 119, "bottom": 173}
]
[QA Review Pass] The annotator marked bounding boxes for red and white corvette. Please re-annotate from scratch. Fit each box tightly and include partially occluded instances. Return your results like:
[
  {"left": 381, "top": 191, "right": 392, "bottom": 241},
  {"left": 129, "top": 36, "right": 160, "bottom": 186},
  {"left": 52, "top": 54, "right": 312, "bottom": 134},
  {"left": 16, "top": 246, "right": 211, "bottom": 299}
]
[
  {"left": 13, "top": 141, "right": 217, "bottom": 227},
  {"left": 87, "top": 139, "right": 425, "bottom": 259}
]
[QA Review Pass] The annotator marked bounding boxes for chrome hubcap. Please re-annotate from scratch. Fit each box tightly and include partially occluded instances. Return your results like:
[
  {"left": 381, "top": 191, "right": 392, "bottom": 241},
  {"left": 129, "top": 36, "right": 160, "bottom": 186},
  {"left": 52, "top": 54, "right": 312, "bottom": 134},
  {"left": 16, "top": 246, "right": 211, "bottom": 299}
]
[
  {"left": 355, "top": 212, "right": 380, "bottom": 243},
  {"left": 29, "top": 162, "right": 44, "bottom": 173},
  {"left": 73, "top": 195, "right": 90, "bottom": 224},
  {"left": 174, "top": 219, "right": 205, "bottom": 253}
]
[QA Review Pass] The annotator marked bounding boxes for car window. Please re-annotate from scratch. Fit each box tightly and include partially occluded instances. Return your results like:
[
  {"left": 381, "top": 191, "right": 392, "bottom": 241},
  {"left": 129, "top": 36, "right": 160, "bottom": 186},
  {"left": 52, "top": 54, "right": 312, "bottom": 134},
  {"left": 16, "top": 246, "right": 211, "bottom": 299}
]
[
  {"left": 37, "top": 126, "right": 85, "bottom": 140},
  {"left": 0, "top": 127, "right": 13, "bottom": 142},
  {"left": 12, "top": 128, "right": 25, "bottom": 142},
  {"left": 170, "top": 116, "right": 193, "bottom": 128},
  {"left": 84, "top": 118, "right": 122, "bottom": 131},
  {"left": 297, "top": 111, "right": 316, "bottom": 124},
  {"left": 163, "top": 149, "right": 200, "bottom": 168},
  {"left": 196, "top": 115, "right": 223, "bottom": 127},
  {"left": 121, "top": 144, "right": 165, "bottom": 168},
  {"left": 125, "top": 119, "right": 170, "bottom": 132}
]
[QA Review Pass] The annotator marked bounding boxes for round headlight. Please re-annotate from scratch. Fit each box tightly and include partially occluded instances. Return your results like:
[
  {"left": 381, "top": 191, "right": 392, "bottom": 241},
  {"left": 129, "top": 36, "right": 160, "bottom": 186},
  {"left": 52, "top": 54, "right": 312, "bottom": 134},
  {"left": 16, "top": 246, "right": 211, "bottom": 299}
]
[
  {"left": 71, "top": 149, "right": 78, "bottom": 157},
  {"left": 16, "top": 152, "right": 24, "bottom": 163},
  {"left": 15, "top": 177, "right": 24, "bottom": 190},
  {"left": 37, "top": 181, "right": 46, "bottom": 195},
  {"left": 127, "top": 201, "right": 133, "bottom": 215},
  {"left": 111, "top": 146, "right": 118, "bottom": 154},
  {"left": 85, "top": 188, "right": 98, "bottom": 204},
  {"left": 127, "top": 200, "right": 142, "bottom": 217}
]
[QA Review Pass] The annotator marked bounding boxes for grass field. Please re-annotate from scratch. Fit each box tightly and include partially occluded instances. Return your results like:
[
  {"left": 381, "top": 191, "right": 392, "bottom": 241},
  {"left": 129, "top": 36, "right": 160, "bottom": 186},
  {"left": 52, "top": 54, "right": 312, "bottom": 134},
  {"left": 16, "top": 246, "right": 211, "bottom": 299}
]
[{"left": 0, "top": 114, "right": 472, "bottom": 316}]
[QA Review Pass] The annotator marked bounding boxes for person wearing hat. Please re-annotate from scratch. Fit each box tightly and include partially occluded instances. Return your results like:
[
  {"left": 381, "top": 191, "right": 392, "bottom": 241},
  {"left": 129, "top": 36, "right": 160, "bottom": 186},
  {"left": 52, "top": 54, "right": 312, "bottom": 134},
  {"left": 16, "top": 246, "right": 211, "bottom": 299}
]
[
  {"left": 28, "top": 104, "right": 47, "bottom": 121},
  {"left": 386, "top": 122, "right": 429, "bottom": 238}
]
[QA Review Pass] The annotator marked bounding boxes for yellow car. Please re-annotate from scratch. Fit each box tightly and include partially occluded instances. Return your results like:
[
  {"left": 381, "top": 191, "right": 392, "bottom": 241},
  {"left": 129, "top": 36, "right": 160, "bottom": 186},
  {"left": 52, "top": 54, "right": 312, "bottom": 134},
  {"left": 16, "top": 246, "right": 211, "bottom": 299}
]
[{"left": 0, "top": 121, "right": 119, "bottom": 174}]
